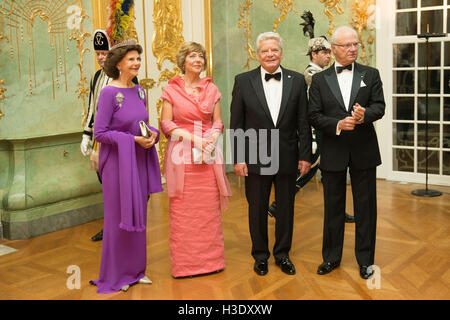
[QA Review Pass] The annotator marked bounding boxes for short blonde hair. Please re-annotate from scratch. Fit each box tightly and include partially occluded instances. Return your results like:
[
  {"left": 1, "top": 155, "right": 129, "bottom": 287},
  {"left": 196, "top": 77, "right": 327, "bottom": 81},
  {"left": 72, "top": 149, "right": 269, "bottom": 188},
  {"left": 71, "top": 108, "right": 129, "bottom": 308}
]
[{"left": 176, "top": 42, "right": 207, "bottom": 74}]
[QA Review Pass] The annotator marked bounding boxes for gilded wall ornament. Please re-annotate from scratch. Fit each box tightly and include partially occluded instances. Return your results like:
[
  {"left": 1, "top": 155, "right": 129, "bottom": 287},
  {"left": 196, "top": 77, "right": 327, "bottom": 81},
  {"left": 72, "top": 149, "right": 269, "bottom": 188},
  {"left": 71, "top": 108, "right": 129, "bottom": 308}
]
[
  {"left": 0, "top": 0, "right": 75, "bottom": 96},
  {"left": 152, "top": 0, "right": 185, "bottom": 171},
  {"left": 319, "top": 0, "right": 345, "bottom": 36},
  {"left": 272, "top": 0, "right": 299, "bottom": 32},
  {"left": 152, "top": 0, "right": 184, "bottom": 71},
  {"left": 0, "top": 79, "right": 6, "bottom": 119},
  {"left": 350, "top": 0, "right": 376, "bottom": 66},
  {"left": 67, "top": 1, "right": 91, "bottom": 127},
  {"left": 238, "top": 0, "right": 256, "bottom": 70},
  {"left": 0, "top": 15, "right": 6, "bottom": 119}
]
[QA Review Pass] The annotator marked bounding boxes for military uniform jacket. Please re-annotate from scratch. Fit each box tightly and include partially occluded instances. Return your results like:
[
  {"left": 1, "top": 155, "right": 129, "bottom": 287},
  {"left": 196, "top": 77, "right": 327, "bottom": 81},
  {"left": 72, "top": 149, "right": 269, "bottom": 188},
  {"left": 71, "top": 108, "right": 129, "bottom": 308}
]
[{"left": 83, "top": 69, "right": 112, "bottom": 146}]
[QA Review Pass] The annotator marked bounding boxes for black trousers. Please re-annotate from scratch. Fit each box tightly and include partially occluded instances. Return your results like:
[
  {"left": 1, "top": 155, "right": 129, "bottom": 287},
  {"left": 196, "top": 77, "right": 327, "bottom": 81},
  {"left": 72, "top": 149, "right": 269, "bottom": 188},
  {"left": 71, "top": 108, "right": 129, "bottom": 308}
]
[
  {"left": 245, "top": 172, "right": 297, "bottom": 261},
  {"left": 321, "top": 167, "right": 377, "bottom": 266}
]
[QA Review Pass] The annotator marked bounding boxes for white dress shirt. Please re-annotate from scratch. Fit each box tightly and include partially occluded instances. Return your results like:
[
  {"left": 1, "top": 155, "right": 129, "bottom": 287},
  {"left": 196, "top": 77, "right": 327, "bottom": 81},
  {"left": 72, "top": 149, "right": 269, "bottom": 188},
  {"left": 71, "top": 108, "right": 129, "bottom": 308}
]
[
  {"left": 335, "top": 62, "right": 354, "bottom": 135},
  {"left": 335, "top": 61, "right": 354, "bottom": 111},
  {"left": 261, "top": 66, "right": 283, "bottom": 125}
]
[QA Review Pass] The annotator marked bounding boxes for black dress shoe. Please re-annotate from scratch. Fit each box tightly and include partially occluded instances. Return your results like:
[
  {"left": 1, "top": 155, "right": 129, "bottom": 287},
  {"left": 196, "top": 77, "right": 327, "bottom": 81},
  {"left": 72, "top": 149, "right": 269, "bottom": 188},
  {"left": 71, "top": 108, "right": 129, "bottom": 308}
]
[
  {"left": 268, "top": 202, "right": 277, "bottom": 218},
  {"left": 275, "top": 258, "right": 296, "bottom": 275},
  {"left": 317, "top": 261, "right": 340, "bottom": 275},
  {"left": 91, "top": 229, "right": 103, "bottom": 241},
  {"left": 253, "top": 260, "right": 268, "bottom": 276},
  {"left": 359, "top": 265, "right": 374, "bottom": 279},
  {"left": 345, "top": 213, "right": 355, "bottom": 223}
]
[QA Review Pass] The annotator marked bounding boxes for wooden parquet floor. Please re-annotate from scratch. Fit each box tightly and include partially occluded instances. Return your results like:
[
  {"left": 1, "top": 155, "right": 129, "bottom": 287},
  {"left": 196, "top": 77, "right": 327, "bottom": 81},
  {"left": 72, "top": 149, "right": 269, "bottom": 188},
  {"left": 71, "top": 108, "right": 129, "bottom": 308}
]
[{"left": 0, "top": 175, "right": 449, "bottom": 300}]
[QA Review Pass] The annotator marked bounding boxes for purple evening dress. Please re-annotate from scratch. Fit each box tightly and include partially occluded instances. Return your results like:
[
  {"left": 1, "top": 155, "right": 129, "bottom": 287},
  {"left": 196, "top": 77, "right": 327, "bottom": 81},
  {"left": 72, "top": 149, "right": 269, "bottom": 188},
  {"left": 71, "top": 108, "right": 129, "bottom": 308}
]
[{"left": 90, "top": 84, "right": 163, "bottom": 293}]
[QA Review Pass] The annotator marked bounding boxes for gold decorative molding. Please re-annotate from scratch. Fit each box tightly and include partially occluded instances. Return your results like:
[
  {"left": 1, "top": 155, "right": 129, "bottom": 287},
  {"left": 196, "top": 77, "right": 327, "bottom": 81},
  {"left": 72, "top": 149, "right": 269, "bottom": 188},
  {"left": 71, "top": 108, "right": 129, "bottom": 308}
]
[
  {"left": 238, "top": 0, "right": 256, "bottom": 71},
  {"left": 152, "top": 0, "right": 185, "bottom": 171},
  {"left": 204, "top": 0, "right": 213, "bottom": 77},
  {"left": 152, "top": 0, "right": 184, "bottom": 71},
  {"left": 68, "top": 0, "right": 91, "bottom": 127},
  {"left": 0, "top": 79, "right": 6, "bottom": 119},
  {"left": 0, "top": 15, "right": 7, "bottom": 119},
  {"left": 272, "top": 0, "right": 299, "bottom": 32},
  {"left": 350, "top": 0, "right": 376, "bottom": 66},
  {"left": 320, "top": 0, "right": 345, "bottom": 36},
  {"left": 137, "top": 0, "right": 156, "bottom": 114},
  {"left": 0, "top": 0, "right": 73, "bottom": 95}
]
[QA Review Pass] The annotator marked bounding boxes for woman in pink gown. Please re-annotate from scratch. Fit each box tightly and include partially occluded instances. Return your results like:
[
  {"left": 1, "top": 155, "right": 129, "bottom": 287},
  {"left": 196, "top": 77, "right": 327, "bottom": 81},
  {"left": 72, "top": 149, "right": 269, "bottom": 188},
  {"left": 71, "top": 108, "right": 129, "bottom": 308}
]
[{"left": 160, "top": 42, "right": 231, "bottom": 278}]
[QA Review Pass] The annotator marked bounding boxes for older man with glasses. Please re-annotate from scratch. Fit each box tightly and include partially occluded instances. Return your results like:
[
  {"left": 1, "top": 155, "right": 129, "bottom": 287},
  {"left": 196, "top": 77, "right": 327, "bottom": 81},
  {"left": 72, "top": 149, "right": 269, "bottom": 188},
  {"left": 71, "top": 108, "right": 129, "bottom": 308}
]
[{"left": 308, "top": 26, "right": 386, "bottom": 280}]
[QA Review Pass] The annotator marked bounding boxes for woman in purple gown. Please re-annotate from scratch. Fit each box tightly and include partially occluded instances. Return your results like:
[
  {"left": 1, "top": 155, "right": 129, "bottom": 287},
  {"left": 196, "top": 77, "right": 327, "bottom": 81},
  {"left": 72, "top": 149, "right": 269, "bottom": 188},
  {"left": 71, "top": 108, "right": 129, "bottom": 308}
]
[{"left": 90, "top": 39, "right": 163, "bottom": 293}]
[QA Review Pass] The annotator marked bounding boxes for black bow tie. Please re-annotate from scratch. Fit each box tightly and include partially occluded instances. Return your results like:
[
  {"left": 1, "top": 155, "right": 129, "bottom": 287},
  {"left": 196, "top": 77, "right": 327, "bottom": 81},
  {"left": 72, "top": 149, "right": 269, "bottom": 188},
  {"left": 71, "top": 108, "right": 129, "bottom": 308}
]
[
  {"left": 265, "top": 72, "right": 281, "bottom": 81},
  {"left": 336, "top": 64, "right": 352, "bottom": 74}
]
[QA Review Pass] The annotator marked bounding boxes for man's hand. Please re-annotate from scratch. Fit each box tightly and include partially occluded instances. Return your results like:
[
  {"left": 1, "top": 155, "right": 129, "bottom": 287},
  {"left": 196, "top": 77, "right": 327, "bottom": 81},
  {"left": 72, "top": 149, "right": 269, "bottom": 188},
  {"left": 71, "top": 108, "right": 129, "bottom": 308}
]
[
  {"left": 298, "top": 160, "right": 311, "bottom": 177},
  {"left": 234, "top": 163, "right": 248, "bottom": 177},
  {"left": 352, "top": 103, "right": 365, "bottom": 124},
  {"left": 338, "top": 116, "right": 357, "bottom": 131}
]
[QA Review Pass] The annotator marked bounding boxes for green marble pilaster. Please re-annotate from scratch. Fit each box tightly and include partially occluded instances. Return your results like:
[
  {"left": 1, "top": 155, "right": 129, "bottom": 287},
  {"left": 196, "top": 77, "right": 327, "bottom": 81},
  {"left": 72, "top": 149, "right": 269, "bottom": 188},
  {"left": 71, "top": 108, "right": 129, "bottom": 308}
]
[{"left": 4, "top": 140, "right": 27, "bottom": 210}]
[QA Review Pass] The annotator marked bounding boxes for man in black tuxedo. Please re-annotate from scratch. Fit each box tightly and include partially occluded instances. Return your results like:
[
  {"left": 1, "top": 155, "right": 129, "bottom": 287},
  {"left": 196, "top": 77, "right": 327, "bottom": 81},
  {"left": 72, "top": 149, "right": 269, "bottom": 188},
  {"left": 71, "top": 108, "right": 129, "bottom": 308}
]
[
  {"left": 230, "top": 32, "right": 312, "bottom": 276},
  {"left": 308, "top": 26, "right": 385, "bottom": 279}
]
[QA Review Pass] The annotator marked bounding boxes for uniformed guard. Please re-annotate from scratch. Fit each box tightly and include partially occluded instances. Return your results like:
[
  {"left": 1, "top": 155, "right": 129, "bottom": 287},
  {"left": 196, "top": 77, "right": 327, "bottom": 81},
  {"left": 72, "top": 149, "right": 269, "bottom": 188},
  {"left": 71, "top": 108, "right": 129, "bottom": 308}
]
[{"left": 80, "top": 29, "right": 111, "bottom": 242}]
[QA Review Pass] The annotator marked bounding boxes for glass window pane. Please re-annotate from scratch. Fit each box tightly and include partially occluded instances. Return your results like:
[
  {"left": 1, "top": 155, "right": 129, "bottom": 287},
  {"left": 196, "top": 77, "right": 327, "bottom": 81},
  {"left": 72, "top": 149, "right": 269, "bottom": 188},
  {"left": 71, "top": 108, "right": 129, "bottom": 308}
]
[
  {"left": 421, "top": 0, "right": 442, "bottom": 7},
  {"left": 445, "top": 70, "right": 450, "bottom": 94},
  {"left": 418, "top": 42, "right": 440, "bottom": 67},
  {"left": 397, "top": 12, "right": 417, "bottom": 36},
  {"left": 393, "top": 123, "right": 415, "bottom": 146},
  {"left": 394, "top": 44, "right": 415, "bottom": 67},
  {"left": 417, "top": 150, "right": 439, "bottom": 174},
  {"left": 443, "top": 152, "right": 450, "bottom": 175},
  {"left": 445, "top": 42, "right": 450, "bottom": 66},
  {"left": 418, "top": 70, "right": 440, "bottom": 94},
  {"left": 418, "top": 97, "right": 440, "bottom": 121},
  {"left": 397, "top": 0, "right": 417, "bottom": 9},
  {"left": 421, "top": 10, "right": 443, "bottom": 34},
  {"left": 444, "top": 97, "right": 450, "bottom": 121},
  {"left": 448, "top": 9, "right": 450, "bottom": 33},
  {"left": 393, "top": 97, "right": 414, "bottom": 120},
  {"left": 393, "top": 148, "right": 414, "bottom": 172},
  {"left": 444, "top": 125, "right": 450, "bottom": 148},
  {"left": 394, "top": 71, "right": 414, "bottom": 93},
  {"left": 418, "top": 124, "right": 440, "bottom": 147}
]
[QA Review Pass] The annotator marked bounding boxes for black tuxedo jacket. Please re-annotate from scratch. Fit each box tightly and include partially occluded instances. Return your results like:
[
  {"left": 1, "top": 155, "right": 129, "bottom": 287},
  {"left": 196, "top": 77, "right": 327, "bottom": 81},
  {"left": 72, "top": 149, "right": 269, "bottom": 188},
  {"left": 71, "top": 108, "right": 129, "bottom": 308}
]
[
  {"left": 230, "top": 66, "right": 312, "bottom": 175},
  {"left": 308, "top": 62, "right": 385, "bottom": 171}
]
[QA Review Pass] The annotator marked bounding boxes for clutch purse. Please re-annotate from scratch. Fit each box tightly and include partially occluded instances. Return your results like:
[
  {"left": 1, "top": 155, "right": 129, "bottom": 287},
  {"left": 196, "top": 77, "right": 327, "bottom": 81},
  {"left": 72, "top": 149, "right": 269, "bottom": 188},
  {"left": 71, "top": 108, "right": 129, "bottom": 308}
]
[
  {"left": 192, "top": 147, "right": 202, "bottom": 163},
  {"left": 139, "top": 121, "right": 151, "bottom": 137},
  {"left": 192, "top": 146, "right": 216, "bottom": 163}
]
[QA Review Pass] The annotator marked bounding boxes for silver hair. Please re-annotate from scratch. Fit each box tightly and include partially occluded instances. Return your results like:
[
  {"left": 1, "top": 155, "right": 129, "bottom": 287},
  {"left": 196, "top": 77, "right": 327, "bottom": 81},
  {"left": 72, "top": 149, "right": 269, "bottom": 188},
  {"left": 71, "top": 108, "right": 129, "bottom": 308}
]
[
  {"left": 256, "top": 32, "right": 283, "bottom": 52},
  {"left": 331, "top": 26, "right": 358, "bottom": 44}
]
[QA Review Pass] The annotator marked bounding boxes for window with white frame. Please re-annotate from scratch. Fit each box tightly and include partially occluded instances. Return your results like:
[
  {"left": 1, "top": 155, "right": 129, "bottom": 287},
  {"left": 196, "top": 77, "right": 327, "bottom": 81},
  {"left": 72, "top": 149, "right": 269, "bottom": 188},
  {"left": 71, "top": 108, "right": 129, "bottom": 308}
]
[{"left": 392, "top": 0, "right": 450, "bottom": 179}]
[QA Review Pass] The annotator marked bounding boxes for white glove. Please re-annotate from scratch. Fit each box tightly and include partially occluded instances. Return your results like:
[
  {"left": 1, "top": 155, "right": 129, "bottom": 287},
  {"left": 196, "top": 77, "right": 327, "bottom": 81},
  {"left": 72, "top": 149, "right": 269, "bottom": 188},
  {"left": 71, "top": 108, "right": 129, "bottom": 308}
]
[{"left": 80, "top": 134, "right": 91, "bottom": 156}]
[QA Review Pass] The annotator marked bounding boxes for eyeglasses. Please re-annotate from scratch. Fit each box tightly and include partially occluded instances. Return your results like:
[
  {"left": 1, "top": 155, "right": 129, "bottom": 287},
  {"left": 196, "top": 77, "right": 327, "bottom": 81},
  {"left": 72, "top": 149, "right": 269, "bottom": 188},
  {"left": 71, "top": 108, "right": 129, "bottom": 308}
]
[{"left": 332, "top": 42, "right": 360, "bottom": 49}]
